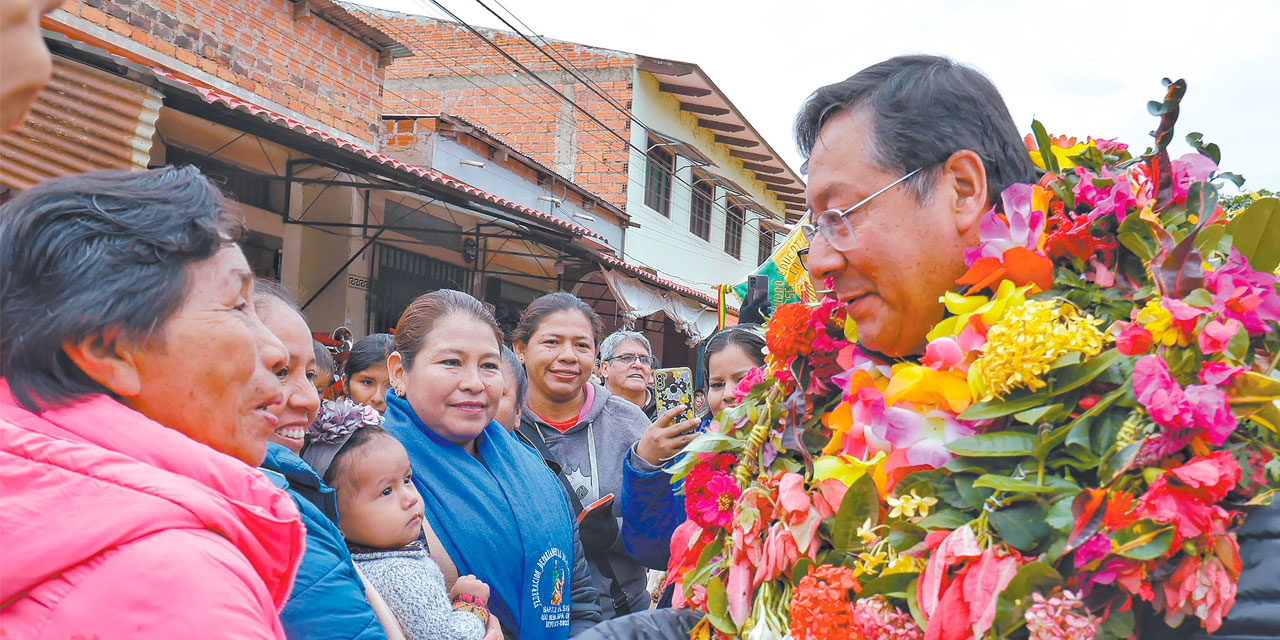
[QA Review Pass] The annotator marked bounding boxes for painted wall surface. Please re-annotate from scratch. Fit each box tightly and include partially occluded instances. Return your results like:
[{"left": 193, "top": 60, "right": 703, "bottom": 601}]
[
  {"left": 431, "top": 136, "right": 626, "bottom": 249},
  {"left": 623, "top": 69, "right": 785, "bottom": 292},
  {"left": 280, "top": 182, "right": 371, "bottom": 335}
]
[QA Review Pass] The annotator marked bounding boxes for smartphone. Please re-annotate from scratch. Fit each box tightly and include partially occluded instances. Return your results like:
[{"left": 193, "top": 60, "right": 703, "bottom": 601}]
[
  {"left": 654, "top": 367, "right": 697, "bottom": 424},
  {"left": 577, "top": 493, "right": 615, "bottom": 523},
  {"left": 747, "top": 274, "right": 769, "bottom": 301}
]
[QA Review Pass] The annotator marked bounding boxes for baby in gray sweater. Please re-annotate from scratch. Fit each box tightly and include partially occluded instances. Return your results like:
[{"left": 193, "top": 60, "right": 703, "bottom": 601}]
[{"left": 302, "top": 409, "right": 490, "bottom": 640}]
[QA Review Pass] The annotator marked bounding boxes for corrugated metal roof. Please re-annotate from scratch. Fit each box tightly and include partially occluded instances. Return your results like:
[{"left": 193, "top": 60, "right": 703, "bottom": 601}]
[{"left": 1, "top": 55, "right": 161, "bottom": 190}]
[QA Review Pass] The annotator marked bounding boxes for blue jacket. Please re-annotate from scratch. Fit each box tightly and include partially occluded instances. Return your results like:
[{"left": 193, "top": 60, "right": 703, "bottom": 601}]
[{"left": 261, "top": 443, "right": 387, "bottom": 640}]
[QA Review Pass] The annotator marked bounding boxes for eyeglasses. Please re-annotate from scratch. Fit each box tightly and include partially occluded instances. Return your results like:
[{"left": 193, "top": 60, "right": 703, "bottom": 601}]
[
  {"left": 801, "top": 167, "right": 921, "bottom": 252},
  {"left": 605, "top": 354, "right": 654, "bottom": 367}
]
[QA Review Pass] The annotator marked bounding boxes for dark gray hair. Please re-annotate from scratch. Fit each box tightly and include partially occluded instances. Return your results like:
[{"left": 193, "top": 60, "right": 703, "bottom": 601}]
[
  {"left": 599, "top": 330, "right": 653, "bottom": 362},
  {"left": 794, "top": 55, "right": 1034, "bottom": 205},
  {"left": 0, "top": 166, "right": 241, "bottom": 413},
  {"left": 500, "top": 345, "right": 527, "bottom": 409},
  {"left": 343, "top": 333, "right": 394, "bottom": 380}
]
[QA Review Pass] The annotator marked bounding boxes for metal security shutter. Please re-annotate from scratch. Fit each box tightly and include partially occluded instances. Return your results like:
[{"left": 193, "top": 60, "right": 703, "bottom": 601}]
[
  {"left": 367, "top": 244, "right": 474, "bottom": 334},
  {"left": 1, "top": 55, "right": 161, "bottom": 190}
]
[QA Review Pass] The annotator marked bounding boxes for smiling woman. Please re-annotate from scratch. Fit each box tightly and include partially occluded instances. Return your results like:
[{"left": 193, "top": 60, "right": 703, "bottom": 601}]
[{"left": 0, "top": 166, "right": 303, "bottom": 637}]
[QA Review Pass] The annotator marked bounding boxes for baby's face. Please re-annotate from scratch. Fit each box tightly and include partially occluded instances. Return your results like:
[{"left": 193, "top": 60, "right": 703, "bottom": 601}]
[{"left": 335, "top": 435, "right": 424, "bottom": 549}]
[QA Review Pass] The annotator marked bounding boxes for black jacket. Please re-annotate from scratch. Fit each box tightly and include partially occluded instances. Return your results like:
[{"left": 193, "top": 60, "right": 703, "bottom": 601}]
[{"left": 1197, "top": 498, "right": 1280, "bottom": 639}]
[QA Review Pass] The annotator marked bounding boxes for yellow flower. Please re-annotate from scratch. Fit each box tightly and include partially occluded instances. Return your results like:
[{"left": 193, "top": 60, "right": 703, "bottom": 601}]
[
  {"left": 856, "top": 518, "right": 880, "bottom": 546},
  {"left": 1029, "top": 139, "right": 1094, "bottom": 171},
  {"left": 884, "top": 364, "right": 973, "bottom": 413},
  {"left": 886, "top": 490, "right": 938, "bottom": 520},
  {"left": 928, "top": 280, "right": 1032, "bottom": 341},
  {"left": 971, "top": 299, "right": 1107, "bottom": 401},
  {"left": 1137, "top": 298, "right": 1191, "bottom": 347},
  {"left": 854, "top": 549, "right": 888, "bottom": 576},
  {"left": 814, "top": 450, "right": 887, "bottom": 488}
]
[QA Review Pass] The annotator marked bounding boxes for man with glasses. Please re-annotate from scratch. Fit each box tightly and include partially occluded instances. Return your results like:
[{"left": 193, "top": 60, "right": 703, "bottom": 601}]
[
  {"left": 598, "top": 330, "right": 659, "bottom": 420},
  {"left": 795, "top": 54, "right": 1035, "bottom": 358}
]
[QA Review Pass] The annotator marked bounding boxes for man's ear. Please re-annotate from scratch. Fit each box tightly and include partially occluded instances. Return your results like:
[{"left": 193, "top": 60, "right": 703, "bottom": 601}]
[
  {"left": 942, "top": 149, "right": 989, "bottom": 235},
  {"left": 62, "top": 329, "right": 143, "bottom": 397}
]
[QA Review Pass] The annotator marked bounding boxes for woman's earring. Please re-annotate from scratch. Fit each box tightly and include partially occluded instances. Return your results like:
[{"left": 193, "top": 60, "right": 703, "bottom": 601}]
[{"left": 392, "top": 384, "right": 405, "bottom": 398}]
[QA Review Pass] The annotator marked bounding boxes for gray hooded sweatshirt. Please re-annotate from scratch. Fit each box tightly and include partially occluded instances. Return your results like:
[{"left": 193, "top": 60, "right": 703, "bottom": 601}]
[{"left": 518, "top": 382, "right": 651, "bottom": 619}]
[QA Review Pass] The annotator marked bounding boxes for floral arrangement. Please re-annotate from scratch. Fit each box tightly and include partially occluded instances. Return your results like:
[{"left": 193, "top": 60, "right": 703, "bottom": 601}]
[{"left": 669, "top": 80, "right": 1280, "bottom": 640}]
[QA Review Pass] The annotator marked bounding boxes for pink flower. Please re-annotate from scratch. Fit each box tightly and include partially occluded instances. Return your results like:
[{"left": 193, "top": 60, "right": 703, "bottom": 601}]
[
  {"left": 1206, "top": 248, "right": 1280, "bottom": 334},
  {"left": 922, "top": 337, "right": 966, "bottom": 371},
  {"left": 1198, "top": 317, "right": 1242, "bottom": 355},
  {"left": 688, "top": 474, "right": 741, "bottom": 529},
  {"left": 1073, "top": 533, "right": 1112, "bottom": 569},
  {"left": 1163, "top": 298, "right": 1207, "bottom": 334},
  {"left": 1159, "top": 551, "right": 1237, "bottom": 633},
  {"left": 1137, "top": 451, "right": 1240, "bottom": 542},
  {"left": 868, "top": 399, "right": 977, "bottom": 469},
  {"left": 1073, "top": 165, "right": 1137, "bottom": 221},
  {"left": 1115, "top": 323, "right": 1154, "bottom": 356},
  {"left": 1199, "top": 362, "right": 1246, "bottom": 386},
  {"left": 1171, "top": 152, "right": 1219, "bottom": 204},
  {"left": 1025, "top": 590, "right": 1096, "bottom": 640},
  {"left": 917, "top": 526, "right": 980, "bottom": 618},
  {"left": 1133, "top": 355, "right": 1239, "bottom": 445},
  {"left": 964, "top": 183, "right": 1046, "bottom": 267},
  {"left": 732, "top": 366, "right": 765, "bottom": 404}
]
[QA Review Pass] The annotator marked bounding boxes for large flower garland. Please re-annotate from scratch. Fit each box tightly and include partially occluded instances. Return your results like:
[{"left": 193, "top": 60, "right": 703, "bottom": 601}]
[{"left": 669, "top": 80, "right": 1280, "bottom": 640}]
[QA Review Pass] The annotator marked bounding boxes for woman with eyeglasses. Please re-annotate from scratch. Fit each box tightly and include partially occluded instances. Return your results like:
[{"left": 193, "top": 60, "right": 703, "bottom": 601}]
[
  {"left": 513, "top": 293, "right": 700, "bottom": 620},
  {"left": 596, "top": 331, "right": 658, "bottom": 421}
]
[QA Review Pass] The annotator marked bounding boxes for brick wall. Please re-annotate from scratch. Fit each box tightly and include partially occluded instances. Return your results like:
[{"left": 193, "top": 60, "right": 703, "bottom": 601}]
[
  {"left": 57, "top": 0, "right": 386, "bottom": 143},
  {"left": 355, "top": 9, "right": 634, "bottom": 208}
]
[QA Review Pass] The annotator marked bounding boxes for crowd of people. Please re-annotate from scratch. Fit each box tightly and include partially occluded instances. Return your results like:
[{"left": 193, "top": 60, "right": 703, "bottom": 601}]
[
  {"left": 3, "top": 1, "right": 1276, "bottom": 636},
  {"left": 0, "top": 160, "right": 770, "bottom": 638}
]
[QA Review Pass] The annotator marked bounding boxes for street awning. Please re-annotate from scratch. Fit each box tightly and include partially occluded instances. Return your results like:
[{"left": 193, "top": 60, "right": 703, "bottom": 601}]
[{"left": 600, "top": 268, "right": 719, "bottom": 342}]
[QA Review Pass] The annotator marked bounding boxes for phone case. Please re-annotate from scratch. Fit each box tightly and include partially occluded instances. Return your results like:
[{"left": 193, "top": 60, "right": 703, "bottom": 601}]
[{"left": 654, "top": 367, "right": 697, "bottom": 423}]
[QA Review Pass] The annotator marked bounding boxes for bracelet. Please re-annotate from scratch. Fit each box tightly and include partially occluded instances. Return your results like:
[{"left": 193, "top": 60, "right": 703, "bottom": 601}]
[{"left": 452, "top": 595, "right": 489, "bottom": 626}]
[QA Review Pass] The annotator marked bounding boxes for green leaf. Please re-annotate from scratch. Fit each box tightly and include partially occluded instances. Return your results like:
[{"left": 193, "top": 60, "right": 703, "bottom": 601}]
[
  {"left": 1194, "top": 225, "right": 1227, "bottom": 258},
  {"left": 1097, "top": 605, "right": 1136, "bottom": 640},
  {"left": 704, "top": 576, "right": 736, "bottom": 634},
  {"left": 988, "top": 503, "right": 1050, "bottom": 552},
  {"left": 1046, "top": 495, "right": 1077, "bottom": 533},
  {"left": 888, "top": 521, "right": 926, "bottom": 552},
  {"left": 1227, "top": 197, "right": 1280, "bottom": 272},
  {"left": 973, "top": 474, "right": 1078, "bottom": 494},
  {"left": 1184, "top": 182, "right": 1220, "bottom": 224},
  {"left": 1031, "top": 119, "right": 1060, "bottom": 174},
  {"left": 1099, "top": 441, "right": 1143, "bottom": 483},
  {"left": 946, "top": 431, "right": 1038, "bottom": 457},
  {"left": 994, "top": 561, "right": 1064, "bottom": 635},
  {"left": 1182, "top": 288, "right": 1215, "bottom": 308},
  {"left": 790, "top": 558, "right": 815, "bottom": 587},
  {"left": 954, "top": 474, "right": 993, "bottom": 510},
  {"left": 1185, "top": 133, "right": 1221, "bottom": 165},
  {"left": 859, "top": 572, "right": 916, "bottom": 599},
  {"left": 917, "top": 508, "right": 970, "bottom": 530},
  {"left": 959, "top": 395, "right": 1050, "bottom": 420},
  {"left": 1048, "top": 349, "right": 1123, "bottom": 395},
  {"left": 907, "top": 578, "right": 928, "bottom": 631},
  {"left": 830, "top": 473, "right": 879, "bottom": 550},
  {"left": 1117, "top": 215, "right": 1158, "bottom": 262},
  {"left": 1111, "top": 520, "right": 1175, "bottom": 560},
  {"left": 1014, "top": 404, "right": 1064, "bottom": 425}
]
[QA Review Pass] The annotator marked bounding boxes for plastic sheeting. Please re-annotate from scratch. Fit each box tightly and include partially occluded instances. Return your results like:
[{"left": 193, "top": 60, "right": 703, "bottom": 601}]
[{"left": 601, "top": 268, "right": 719, "bottom": 343}]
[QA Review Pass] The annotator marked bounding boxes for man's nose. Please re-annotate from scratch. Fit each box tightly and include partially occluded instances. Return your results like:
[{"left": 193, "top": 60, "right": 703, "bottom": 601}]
[{"left": 805, "top": 233, "right": 848, "bottom": 285}]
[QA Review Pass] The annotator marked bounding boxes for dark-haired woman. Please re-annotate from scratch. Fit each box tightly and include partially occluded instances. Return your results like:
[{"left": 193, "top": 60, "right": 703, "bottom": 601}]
[
  {"left": 619, "top": 325, "right": 767, "bottom": 571},
  {"left": 0, "top": 167, "right": 301, "bottom": 637},
  {"left": 512, "top": 293, "right": 700, "bottom": 619},
  {"left": 254, "top": 280, "right": 390, "bottom": 640},
  {"left": 380, "top": 290, "right": 601, "bottom": 639},
  {"left": 345, "top": 333, "right": 394, "bottom": 413}
]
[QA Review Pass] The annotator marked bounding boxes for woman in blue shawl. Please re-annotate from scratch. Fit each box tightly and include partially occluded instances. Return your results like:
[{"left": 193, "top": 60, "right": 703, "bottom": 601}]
[{"left": 381, "top": 290, "right": 600, "bottom": 639}]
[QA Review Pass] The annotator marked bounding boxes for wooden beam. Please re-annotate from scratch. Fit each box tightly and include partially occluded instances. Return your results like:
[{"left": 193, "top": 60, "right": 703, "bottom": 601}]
[
  {"left": 637, "top": 58, "right": 693, "bottom": 77},
  {"left": 291, "top": 0, "right": 310, "bottom": 19},
  {"left": 774, "top": 194, "right": 807, "bottom": 204},
  {"left": 714, "top": 134, "right": 759, "bottom": 148},
  {"left": 697, "top": 118, "right": 745, "bottom": 133},
  {"left": 755, "top": 173, "right": 795, "bottom": 186},
  {"left": 728, "top": 148, "right": 771, "bottom": 162},
  {"left": 765, "top": 183, "right": 805, "bottom": 195},
  {"left": 741, "top": 160, "right": 782, "bottom": 174},
  {"left": 679, "top": 102, "right": 730, "bottom": 116},
  {"left": 658, "top": 82, "right": 712, "bottom": 97}
]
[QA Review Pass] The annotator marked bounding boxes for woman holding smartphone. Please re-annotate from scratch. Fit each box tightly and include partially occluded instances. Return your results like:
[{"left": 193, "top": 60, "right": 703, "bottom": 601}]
[{"left": 513, "top": 293, "right": 699, "bottom": 620}]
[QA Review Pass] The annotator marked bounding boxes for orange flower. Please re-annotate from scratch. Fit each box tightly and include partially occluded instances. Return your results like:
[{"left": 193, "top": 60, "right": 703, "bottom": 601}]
[
  {"left": 765, "top": 302, "right": 817, "bottom": 364},
  {"left": 956, "top": 247, "right": 1054, "bottom": 294}
]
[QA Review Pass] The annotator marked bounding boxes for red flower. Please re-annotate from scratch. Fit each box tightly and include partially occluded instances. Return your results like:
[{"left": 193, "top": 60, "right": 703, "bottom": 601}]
[
  {"left": 1137, "top": 451, "right": 1241, "bottom": 542},
  {"left": 788, "top": 565, "right": 861, "bottom": 640},
  {"left": 1115, "top": 322, "right": 1154, "bottom": 356},
  {"left": 766, "top": 302, "right": 818, "bottom": 363}
]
